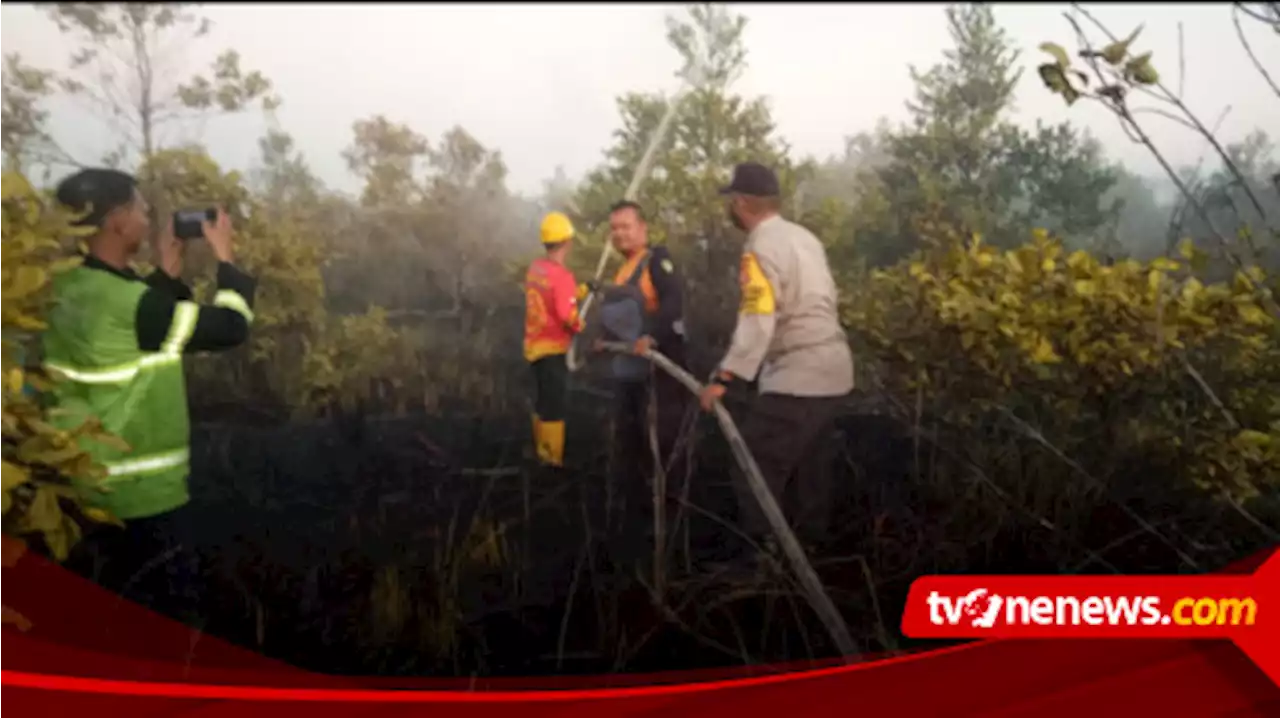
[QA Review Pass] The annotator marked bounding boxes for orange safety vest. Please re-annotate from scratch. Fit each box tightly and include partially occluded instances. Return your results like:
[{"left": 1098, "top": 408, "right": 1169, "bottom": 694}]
[{"left": 612, "top": 250, "right": 659, "bottom": 315}]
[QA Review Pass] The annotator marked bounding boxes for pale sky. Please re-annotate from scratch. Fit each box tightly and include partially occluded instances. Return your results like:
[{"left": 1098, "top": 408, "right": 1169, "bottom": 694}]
[{"left": 2, "top": 3, "right": 1276, "bottom": 197}]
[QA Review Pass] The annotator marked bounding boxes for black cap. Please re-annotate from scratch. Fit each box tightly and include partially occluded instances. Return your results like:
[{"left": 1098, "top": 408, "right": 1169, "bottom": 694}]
[
  {"left": 719, "top": 162, "right": 780, "bottom": 197},
  {"left": 55, "top": 168, "right": 139, "bottom": 228}
]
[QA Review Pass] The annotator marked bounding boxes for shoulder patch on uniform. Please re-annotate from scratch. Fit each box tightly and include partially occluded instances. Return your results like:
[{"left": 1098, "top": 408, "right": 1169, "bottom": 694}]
[
  {"left": 739, "top": 252, "right": 775, "bottom": 316},
  {"left": 659, "top": 258, "right": 674, "bottom": 274}
]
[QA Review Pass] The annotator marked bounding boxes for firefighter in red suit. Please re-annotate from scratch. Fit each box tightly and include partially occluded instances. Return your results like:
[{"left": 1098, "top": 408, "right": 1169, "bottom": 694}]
[{"left": 524, "top": 211, "right": 589, "bottom": 466}]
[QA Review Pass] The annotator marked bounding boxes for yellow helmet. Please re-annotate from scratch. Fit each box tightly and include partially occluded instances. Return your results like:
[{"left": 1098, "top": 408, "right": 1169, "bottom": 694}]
[{"left": 540, "top": 211, "right": 575, "bottom": 245}]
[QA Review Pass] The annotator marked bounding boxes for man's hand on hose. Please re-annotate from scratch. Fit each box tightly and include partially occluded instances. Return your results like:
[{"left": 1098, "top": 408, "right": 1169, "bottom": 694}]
[
  {"left": 699, "top": 369, "right": 738, "bottom": 413},
  {"left": 633, "top": 335, "right": 655, "bottom": 356},
  {"left": 575, "top": 280, "right": 599, "bottom": 302},
  {"left": 699, "top": 383, "right": 726, "bottom": 413}
]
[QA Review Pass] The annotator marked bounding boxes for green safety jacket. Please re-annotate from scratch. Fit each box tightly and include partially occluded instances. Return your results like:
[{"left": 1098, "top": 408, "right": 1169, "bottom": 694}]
[{"left": 40, "top": 260, "right": 255, "bottom": 520}]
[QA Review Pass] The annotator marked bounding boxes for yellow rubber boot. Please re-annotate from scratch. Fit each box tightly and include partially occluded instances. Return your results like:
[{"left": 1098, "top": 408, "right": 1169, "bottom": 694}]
[
  {"left": 537, "top": 420, "right": 566, "bottom": 467},
  {"left": 532, "top": 414, "right": 547, "bottom": 463}
]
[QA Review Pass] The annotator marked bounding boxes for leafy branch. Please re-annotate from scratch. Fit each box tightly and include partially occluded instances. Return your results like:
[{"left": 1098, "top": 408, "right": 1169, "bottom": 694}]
[
  {"left": 44, "top": 3, "right": 277, "bottom": 167},
  {"left": 1069, "top": 4, "right": 1273, "bottom": 231},
  {"left": 1039, "top": 11, "right": 1277, "bottom": 302},
  {"left": 2, "top": 171, "right": 131, "bottom": 630}
]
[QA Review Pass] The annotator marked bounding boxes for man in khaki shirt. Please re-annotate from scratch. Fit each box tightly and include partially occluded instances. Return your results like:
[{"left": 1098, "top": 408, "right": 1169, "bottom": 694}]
[{"left": 699, "top": 162, "right": 854, "bottom": 555}]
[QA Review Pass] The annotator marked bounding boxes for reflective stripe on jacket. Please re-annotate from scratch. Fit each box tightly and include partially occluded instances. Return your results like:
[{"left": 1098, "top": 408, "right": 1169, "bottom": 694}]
[
  {"left": 41, "top": 266, "right": 202, "bottom": 519},
  {"left": 718, "top": 215, "right": 854, "bottom": 397}
]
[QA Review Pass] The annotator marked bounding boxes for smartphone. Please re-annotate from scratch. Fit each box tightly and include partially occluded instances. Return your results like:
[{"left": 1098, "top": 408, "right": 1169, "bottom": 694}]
[{"left": 173, "top": 208, "right": 217, "bottom": 241}]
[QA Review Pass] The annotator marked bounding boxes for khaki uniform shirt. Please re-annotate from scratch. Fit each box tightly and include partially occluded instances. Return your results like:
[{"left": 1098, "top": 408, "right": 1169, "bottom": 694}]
[{"left": 718, "top": 214, "right": 854, "bottom": 397}]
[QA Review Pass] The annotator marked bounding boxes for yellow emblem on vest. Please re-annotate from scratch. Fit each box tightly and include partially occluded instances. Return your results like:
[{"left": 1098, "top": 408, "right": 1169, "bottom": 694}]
[{"left": 739, "top": 252, "right": 775, "bottom": 315}]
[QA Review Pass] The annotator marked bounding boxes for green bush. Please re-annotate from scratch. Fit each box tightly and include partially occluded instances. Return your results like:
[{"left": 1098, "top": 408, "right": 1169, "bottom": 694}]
[
  {"left": 2, "top": 171, "right": 128, "bottom": 631},
  {"left": 845, "top": 229, "right": 1280, "bottom": 505}
]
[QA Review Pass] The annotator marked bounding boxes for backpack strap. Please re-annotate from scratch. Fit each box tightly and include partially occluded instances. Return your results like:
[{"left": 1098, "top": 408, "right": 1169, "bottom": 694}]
[{"left": 622, "top": 250, "right": 652, "bottom": 288}]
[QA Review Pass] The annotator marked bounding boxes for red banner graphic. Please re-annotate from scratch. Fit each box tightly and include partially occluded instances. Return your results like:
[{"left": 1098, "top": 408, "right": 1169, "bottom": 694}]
[
  {"left": 2, "top": 544, "right": 1278, "bottom": 715},
  {"left": 902, "top": 548, "right": 1280, "bottom": 684}
]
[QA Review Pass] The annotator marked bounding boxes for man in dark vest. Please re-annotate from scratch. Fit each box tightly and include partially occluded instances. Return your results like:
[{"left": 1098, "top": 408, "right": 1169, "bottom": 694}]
[
  {"left": 603, "top": 200, "right": 692, "bottom": 534},
  {"left": 44, "top": 168, "right": 257, "bottom": 625}
]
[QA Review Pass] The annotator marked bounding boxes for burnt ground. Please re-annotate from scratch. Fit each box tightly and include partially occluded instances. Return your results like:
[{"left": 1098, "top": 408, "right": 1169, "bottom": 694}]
[
  {"left": 166, "top": 387, "right": 934, "bottom": 676},
  {"left": 52, "top": 376, "right": 1280, "bottom": 678}
]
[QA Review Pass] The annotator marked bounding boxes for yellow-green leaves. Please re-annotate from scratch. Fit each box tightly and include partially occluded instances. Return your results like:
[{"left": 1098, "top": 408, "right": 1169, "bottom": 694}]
[
  {"left": 1038, "top": 43, "right": 1082, "bottom": 105},
  {"left": 1040, "top": 26, "right": 1159, "bottom": 109},
  {"left": 3, "top": 169, "right": 123, "bottom": 568},
  {"left": 1102, "top": 26, "right": 1143, "bottom": 65},
  {"left": 1038, "top": 63, "right": 1080, "bottom": 105},
  {"left": 844, "top": 227, "right": 1279, "bottom": 504},
  {"left": 1040, "top": 42, "right": 1071, "bottom": 68},
  {"left": 1, "top": 167, "right": 35, "bottom": 201},
  {"left": 1125, "top": 52, "right": 1159, "bottom": 85},
  {"left": 1, "top": 462, "right": 28, "bottom": 514},
  {"left": 1030, "top": 335, "right": 1062, "bottom": 365}
]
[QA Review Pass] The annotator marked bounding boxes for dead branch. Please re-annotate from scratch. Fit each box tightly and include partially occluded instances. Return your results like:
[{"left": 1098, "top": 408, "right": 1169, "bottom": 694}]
[
  {"left": 1233, "top": 5, "right": 1280, "bottom": 101},
  {"left": 1072, "top": 4, "right": 1273, "bottom": 228},
  {"left": 1065, "top": 11, "right": 1265, "bottom": 280},
  {"left": 597, "top": 340, "right": 861, "bottom": 661}
]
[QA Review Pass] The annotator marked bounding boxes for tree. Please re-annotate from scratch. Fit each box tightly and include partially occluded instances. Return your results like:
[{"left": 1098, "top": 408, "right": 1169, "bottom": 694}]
[
  {"left": 332, "top": 115, "right": 432, "bottom": 312},
  {"left": 43, "top": 3, "right": 274, "bottom": 172},
  {"left": 254, "top": 122, "right": 322, "bottom": 215},
  {"left": 794, "top": 121, "right": 896, "bottom": 288},
  {"left": 890, "top": 2, "right": 1024, "bottom": 243},
  {"left": 1197, "top": 131, "right": 1280, "bottom": 239},
  {"left": 3, "top": 171, "right": 126, "bottom": 632},
  {"left": 1104, "top": 167, "right": 1173, "bottom": 259},
  {"left": 575, "top": 2, "right": 805, "bottom": 352},
  {"left": 334, "top": 117, "right": 526, "bottom": 320},
  {"left": 799, "top": 121, "right": 895, "bottom": 214},
  {"left": 327, "top": 119, "right": 529, "bottom": 414},
  {"left": 141, "top": 143, "right": 252, "bottom": 222},
  {"left": 343, "top": 115, "right": 429, "bottom": 209},
  {"left": 539, "top": 165, "right": 579, "bottom": 216},
  {"left": 1, "top": 54, "right": 65, "bottom": 174},
  {"left": 859, "top": 3, "right": 1119, "bottom": 267},
  {"left": 422, "top": 126, "right": 519, "bottom": 316},
  {"left": 1004, "top": 121, "right": 1122, "bottom": 248}
]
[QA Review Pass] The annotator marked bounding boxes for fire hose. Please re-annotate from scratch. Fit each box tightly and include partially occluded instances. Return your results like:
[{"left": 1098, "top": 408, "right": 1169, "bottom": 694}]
[
  {"left": 595, "top": 340, "right": 860, "bottom": 662},
  {"left": 557, "top": 26, "right": 857, "bottom": 661}
]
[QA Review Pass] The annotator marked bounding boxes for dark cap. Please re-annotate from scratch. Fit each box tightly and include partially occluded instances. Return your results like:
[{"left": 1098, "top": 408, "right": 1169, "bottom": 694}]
[
  {"left": 55, "top": 168, "right": 139, "bottom": 228},
  {"left": 719, "top": 162, "right": 780, "bottom": 197}
]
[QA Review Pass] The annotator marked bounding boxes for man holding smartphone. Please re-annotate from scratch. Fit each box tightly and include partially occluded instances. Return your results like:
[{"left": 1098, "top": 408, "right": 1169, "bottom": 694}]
[{"left": 43, "top": 168, "right": 257, "bottom": 626}]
